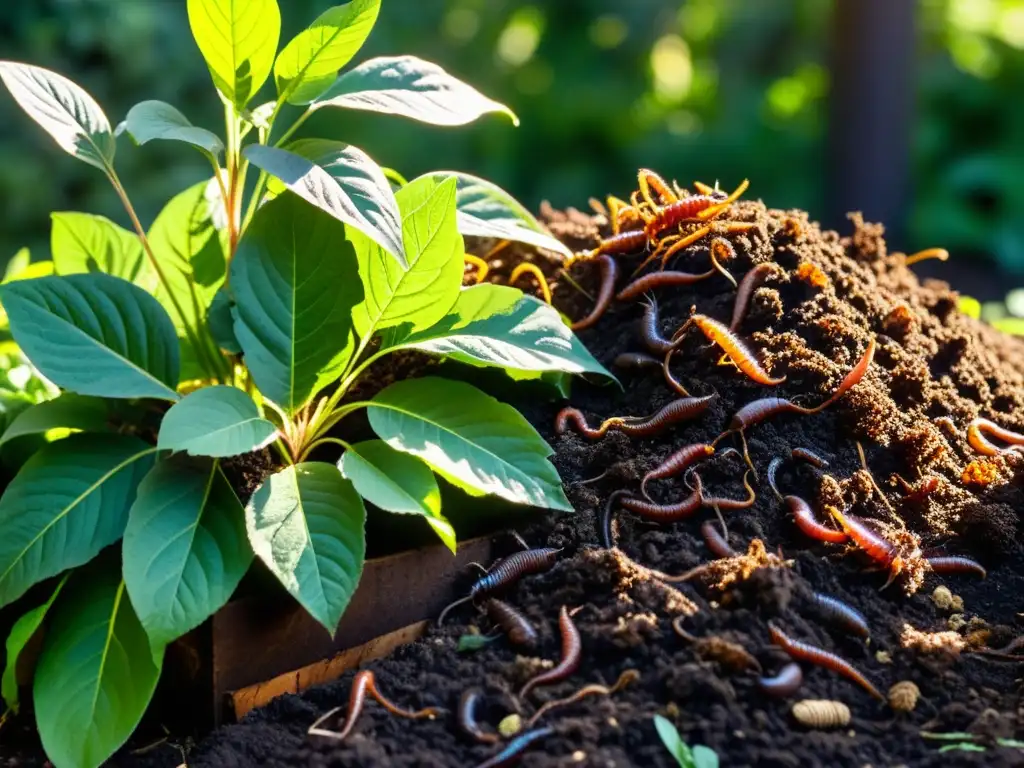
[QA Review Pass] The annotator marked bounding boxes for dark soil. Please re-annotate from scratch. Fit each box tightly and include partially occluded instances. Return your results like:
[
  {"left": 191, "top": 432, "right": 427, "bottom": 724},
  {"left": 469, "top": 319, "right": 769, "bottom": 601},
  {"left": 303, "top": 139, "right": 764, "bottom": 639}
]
[{"left": 11, "top": 198, "right": 1024, "bottom": 767}]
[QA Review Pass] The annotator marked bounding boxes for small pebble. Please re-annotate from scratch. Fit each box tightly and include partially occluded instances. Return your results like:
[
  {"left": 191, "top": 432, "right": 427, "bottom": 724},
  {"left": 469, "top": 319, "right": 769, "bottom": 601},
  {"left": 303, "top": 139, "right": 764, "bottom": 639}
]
[
  {"left": 875, "top": 650, "right": 892, "bottom": 664},
  {"left": 572, "top": 751, "right": 587, "bottom": 762},
  {"left": 498, "top": 714, "right": 522, "bottom": 737}
]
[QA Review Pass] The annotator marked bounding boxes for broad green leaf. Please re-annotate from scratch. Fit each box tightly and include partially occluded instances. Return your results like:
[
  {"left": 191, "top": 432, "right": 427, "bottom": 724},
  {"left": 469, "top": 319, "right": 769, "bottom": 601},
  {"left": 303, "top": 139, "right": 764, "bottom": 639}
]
[
  {"left": 123, "top": 456, "right": 251, "bottom": 651},
  {"left": 2, "top": 575, "right": 67, "bottom": 713},
  {"left": 274, "top": 0, "right": 380, "bottom": 105},
  {"left": 393, "top": 283, "right": 613, "bottom": 380},
  {"left": 124, "top": 100, "right": 223, "bottom": 158},
  {"left": 158, "top": 386, "right": 276, "bottom": 457},
  {"left": 34, "top": 564, "right": 162, "bottom": 768},
  {"left": 0, "top": 393, "right": 108, "bottom": 447},
  {"left": 422, "top": 171, "right": 572, "bottom": 259},
  {"left": 246, "top": 463, "right": 365, "bottom": 635},
  {"left": 367, "top": 377, "right": 570, "bottom": 510},
  {"left": 654, "top": 715, "right": 692, "bottom": 767},
  {"left": 338, "top": 440, "right": 454, "bottom": 552},
  {"left": 232, "top": 193, "right": 362, "bottom": 412},
  {"left": 3, "top": 248, "right": 30, "bottom": 282},
  {"left": 0, "top": 274, "right": 181, "bottom": 401},
  {"left": 2, "top": 260, "right": 53, "bottom": 284},
  {"left": 208, "top": 287, "right": 241, "bottom": 353},
  {"left": 352, "top": 175, "right": 463, "bottom": 339},
  {"left": 186, "top": 0, "right": 281, "bottom": 109},
  {"left": 50, "top": 212, "right": 150, "bottom": 286},
  {"left": 149, "top": 179, "right": 227, "bottom": 335},
  {"left": 691, "top": 746, "right": 720, "bottom": 768},
  {"left": 245, "top": 142, "right": 404, "bottom": 265},
  {"left": 0, "top": 434, "right": 155, "bottom": 608},
  {"left": 312, "top": 55, "right": 518, "bottom": 126},
  {"left": 0, "top": 61, "right": 115, "bottom": 170}
]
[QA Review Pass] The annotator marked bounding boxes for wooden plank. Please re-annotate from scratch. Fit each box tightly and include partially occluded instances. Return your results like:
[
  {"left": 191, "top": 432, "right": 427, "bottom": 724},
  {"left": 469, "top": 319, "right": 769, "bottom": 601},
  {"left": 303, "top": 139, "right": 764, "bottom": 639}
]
[{"left": 230, "top": 620, "right": 429, "bottom": 719}]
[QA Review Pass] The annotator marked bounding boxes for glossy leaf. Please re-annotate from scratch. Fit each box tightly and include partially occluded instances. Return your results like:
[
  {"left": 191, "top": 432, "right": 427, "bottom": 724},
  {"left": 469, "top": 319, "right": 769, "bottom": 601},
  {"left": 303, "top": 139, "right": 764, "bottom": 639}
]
[
  {"left": 422, "top": 171, "right": 572, "bottom": 259},
  {"left": 124, "top": 99, "right": 223, "bottom": 158},
  {"left": 1, "top": 575, "right": 67, "bottom": 713},
  {"left": 245, "top": 142, "right": 404, "bottom": 265},
  {"left": 275, "top": 0, "right": 380, "bottom": 105},
  {"left": 231, "top": 193, "right": 362, "bottom": 412},
  {"left": 148, "top": 179, "right": 227, "bottom": 335},
  {"left": 368, "top": 377, "right": 570, "bottom": 510},
  {"left": 246, "top": 463, "right": 365, "bottom": 635},
  {"left": 313, "top": 55, "right": 517, "bottom": 126},
  {"left": 208, "top": 287, "right": 241, "bottom": 353},
  {"left": 34, "top": 564, "right": 162, "bottom": 768},
  {"left": 0, "top": 393, "right": 108, "bottom": 447},
  {"left": 352, "top": 175, "right": 463, "bottom": 339},
  {"left": 186, "top": 0, "right": 281, "bottom": 109},
  {"left": 158, "top": 386, "right": 276, "bottom": 457},
  {"left": 50, "top": 212, "right": 149, "bottom": 286},
  {"left": 0, "top": 61, "right": 115, "bottom": 170},
  {"left": 0, "top": 434, "right": 155, "bottom": 608},
  {"left": 0, "top": 274, "right": 181, "bottom": 401},
  {"left": 339, "top": 440, "right": 454, "bottom": 552},
  {"left": 123, "top": 456, "right": 251, "bottom": 651},
  {"left": 393, "top": 283, "right": 613, "bottom": 379}
]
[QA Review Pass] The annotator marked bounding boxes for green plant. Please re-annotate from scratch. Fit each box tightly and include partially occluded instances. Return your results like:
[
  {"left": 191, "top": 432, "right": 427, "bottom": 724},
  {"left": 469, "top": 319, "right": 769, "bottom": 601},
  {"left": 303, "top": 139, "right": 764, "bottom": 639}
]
[
  {"left": 0, "top": 2, "right": 609, "bottom": 765},
  {"left": 654, "top": 714, "right": 719, "bottom": 768},
  {"left": 921, "top": 730, "right": 1024, "bottom": 754}
]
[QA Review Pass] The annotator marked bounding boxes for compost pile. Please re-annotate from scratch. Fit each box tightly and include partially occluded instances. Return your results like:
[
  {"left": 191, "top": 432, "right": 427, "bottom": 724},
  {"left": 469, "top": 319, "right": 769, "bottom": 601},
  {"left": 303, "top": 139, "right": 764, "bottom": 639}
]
[{"left": 188, "top": 189, "right": 1024, "bottom": 767}]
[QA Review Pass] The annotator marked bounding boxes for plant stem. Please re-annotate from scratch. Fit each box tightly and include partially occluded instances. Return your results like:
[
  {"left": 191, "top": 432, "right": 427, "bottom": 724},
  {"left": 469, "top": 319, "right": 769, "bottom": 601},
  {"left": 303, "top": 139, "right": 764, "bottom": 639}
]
[
  {"left": 106, "top": 169, "right": 221, "bottom": 382},
  {"left": 297, "top": 436, "right": 352, "bottom": 463}
]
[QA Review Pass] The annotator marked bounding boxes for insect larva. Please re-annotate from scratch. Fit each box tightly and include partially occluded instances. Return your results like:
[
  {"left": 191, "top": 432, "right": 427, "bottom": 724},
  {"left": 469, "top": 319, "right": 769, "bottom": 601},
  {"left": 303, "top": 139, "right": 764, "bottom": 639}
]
[
  {"left": 519, "top": 606, "right": 583, "bottom": 699},
  {"left": 791, "top": 446, "right": 829, "bottom": 469},
  {"left": 615, "top": 267, "right": 716, "bottom": 302},
  {"left": 458, "top": 689, "right": 499, "bottom": 744},
  {"left": 676, "top": 314, "right": 786, "bottom": 386},
  {"left": 644, "top": 179, "right": 750, "bottom": 238},
  {"left": 613, "top": 352, "right": 662, "bottom": 371},
  {"left": 926, "top": 555, "right": 986, "bottom": 579},
  {"left": 579, "top": 229, "right": 648, "bottom": 260},
  {"left": 474, "top": 726, "right": 555, "bottom": 768},
  {"left": 555, "top": 396, "right": 716, "bottom": 440},
  {"left": 791, "top": 699, "right": 851, "bottom": 729},
  {"left": 887, "top": 680, "right": 920, "bottom": 712},
  {"left": 769, "top": 624, "right": 884, "bottom": 700},
  {"left": 525, "top": 669, "right": 639, "bottom": 728},
  {"left": 757, "top": 663, "right": 804, "bottom": 698},
  {"left": 637, "top": 297, "right": 676, "bottom": 354},
  {"left": 810, "top": 592, "right": 870, "bottom": 638},
  {"left": 730, "top": 263, "right": 784, "bottom": 331},
  {"left": 700, "top": 518, "right": 736, "bottom": 558},
  {"left": 829, "top": 508, "right": 899, "bottom": 569},
  {"left": 641, "top": 443, "right": 715, "bottom": 499},
  {"left": 487, "top": 599, "right": 539, "bottom": 647},
  {"left": 437, "top": 548, "right": 561, "bottom": 625},
  {"left": 637, "top": 168, "right": 679, "bottom": 207},
  {"left": 571, "top": 254, "right": 619, "bottom": 331},
  {"left": 966, "top": 417, "right": 1024, "bottom": 456},
  {"left": 307, "top": 670, "right": 440, "bottom": 741}
]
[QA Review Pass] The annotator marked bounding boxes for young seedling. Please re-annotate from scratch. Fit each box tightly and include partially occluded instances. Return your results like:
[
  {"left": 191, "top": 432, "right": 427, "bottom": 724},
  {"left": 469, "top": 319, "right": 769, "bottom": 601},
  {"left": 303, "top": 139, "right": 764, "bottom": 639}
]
[{"left": 654, "top": 715, "right": 720, "bottom": 768}]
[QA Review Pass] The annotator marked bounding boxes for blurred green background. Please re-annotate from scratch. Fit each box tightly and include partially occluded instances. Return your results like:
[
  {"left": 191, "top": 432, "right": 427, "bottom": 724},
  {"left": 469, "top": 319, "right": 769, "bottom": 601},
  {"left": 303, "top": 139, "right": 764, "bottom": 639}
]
[{"left": 1, "top": 0, "right": 1023, "bottom": 279}]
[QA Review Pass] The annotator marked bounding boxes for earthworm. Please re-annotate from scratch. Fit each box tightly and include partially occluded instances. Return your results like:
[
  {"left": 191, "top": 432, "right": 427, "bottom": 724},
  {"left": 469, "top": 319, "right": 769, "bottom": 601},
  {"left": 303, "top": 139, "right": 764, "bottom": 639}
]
[
  {"left": 730, "top": 263, "right": 784, "bottom": 331},
  {"left": 487, "top": 599, "right": 539, "bottom": 646},
  {"left": 791, "top": 447, "right": 829, "bottom": 469},
  {"left": 555, "top": 395, "right": 716, "bottom": 440},
  {"left": 660, "top": 346, "right": 692, "bottom": 396},
  {"left": 457, "top": 689, "right": 499, "bottom": 744},
  {"left": 898, "top": 475, "right": 940, "bottom": 503},
  {"left": 675, "top": 314, "right": 786, "bottom": 386},
  {"left": 785, "top": 495, "right": 847, "bottom": 544},
  {"left": 966, "top": 417, "right": 1024, "bottom": 456},
  {"left": 618, "top": 475, "right": 704, "bottom": 523},
  {"left": 757, "top": 663, "right": 804, "bottom": 698},
  {"left": 701, "top": 470, "right": 756, "bottom": 510},
  {"left": 641, "top": 443, "right": 715, "bottom": 499},
  {"left": 519, "top": 606, "right": 583, "bottom": 699},
  {"left": 767, "top": 457, "right": 785, "bottom": 499},
  {"left": 811, "top": 337, "right": 876, "bottom": 412},
  {"left": 473, "top": 726, "right": 555, "bottom": 768},
  {"left": 701, "top": 518, "right": 736, "bottom": 558},
  {"left": 464, "top": 254, "right": 489, "bottom": 283},
  {"left": 637, "top": 297, "right": 676, "bottom": 354},
  {"left": 926, "top": 555, "right": 987, "bottom": 579},
  {"left": 791, "top": 699, "right": 851, "bottom": 728},
  {"left": 599, "top": 490, "right": 625, "bottom": 548},
  {"left": 830, "top": 508, "right": 899, "bottom": 569},
  {"left": 525, "top": 669, "right": 639, "bottom": 727},
  {"left": 579, "top": 229, "right": 648, "bottom": 260},
  {"left": 769, "top": 624, "right": 884, "bottom": 700},
  {"left": 613, "top": 352, "right": 662, "bottom": 371},
  {"left": 571, "top": 254, "right": 618, "bottom": 331},
  {"left": 438, "top": 549, "right": 561, "bottom": 625},
  {"left": 307, "top": 670, "right": 440, "bottom": 741},
  {"left": 810, "top": 592, "right": 870, "bottom": 638},
  {"left": 615, "top": 267, "right": 716, "bottom": 302},
  {"left": 508, "top": 262, "right": 552, "bottom": 304},
  {"left": 903, "top": 247, "right": 949, "bottom": 266}
]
